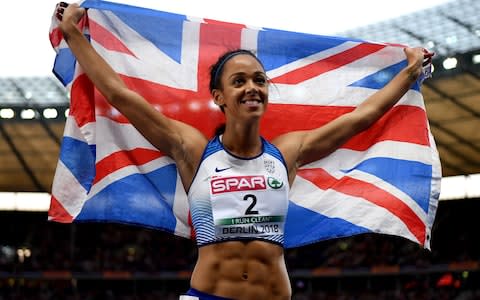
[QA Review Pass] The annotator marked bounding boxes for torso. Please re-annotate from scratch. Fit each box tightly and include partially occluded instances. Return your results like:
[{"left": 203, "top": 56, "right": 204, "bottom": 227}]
[
  {"left": 191, "top": 240, "right": 291, "bottom": 299},
  {"left": 187, "top": 136, "right": 292, "bottom": 299}
]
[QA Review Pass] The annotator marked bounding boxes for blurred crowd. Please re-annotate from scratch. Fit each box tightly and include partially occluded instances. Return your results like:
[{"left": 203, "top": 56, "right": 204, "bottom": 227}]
[{"left": 1, "top": 199, "right": 479, "bottom": 299}]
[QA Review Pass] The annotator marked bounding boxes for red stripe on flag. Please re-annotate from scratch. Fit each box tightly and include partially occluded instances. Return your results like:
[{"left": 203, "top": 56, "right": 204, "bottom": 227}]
[
  {"left": 262, "top": 104, "right": 430, "bottom": 148},
  {"left": 203, "top": 18, "right": 246, "bottom": 28},
  {"left": 50, "top": 17, "right": 88, "bottom": 48},
  {"left": 49, "top": 27, "right": 63, "bottom": 48},
  {"left": 271, "top": 43, "right": 386, "bottom": 84},
  {"left": 48, "top": 195, "right": 74, "bottom": 223},
  {"left": 196, "top": 19, "right": 246, "bottom": 97},
  {"left": 89, "top": 19, "right": 137, "bottom": 57},
  {"left": 71, "top": 74, "right": 96, "bottom": 127},
  {"left": 93, "top": 75, "right": 225, "bottom": 137},
  {"left": 347, "top": 105, "right": 430, "bottom": 149},
  {"left": 298, "top": 168, "right": 425, "bottom": 245},
  {"left": 93, "top": 148, "right": 164, "bottom": 184}
]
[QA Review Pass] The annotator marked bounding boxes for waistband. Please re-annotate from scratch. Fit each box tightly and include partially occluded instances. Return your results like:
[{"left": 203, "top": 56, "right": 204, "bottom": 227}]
[{"left": 182, "top": 287, "right": 233, "bottom": 300}]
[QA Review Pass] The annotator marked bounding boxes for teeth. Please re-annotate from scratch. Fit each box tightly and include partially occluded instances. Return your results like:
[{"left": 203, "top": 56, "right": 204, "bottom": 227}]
[{"left": 242, "top": 100, "right": 261, "bottom": 104}]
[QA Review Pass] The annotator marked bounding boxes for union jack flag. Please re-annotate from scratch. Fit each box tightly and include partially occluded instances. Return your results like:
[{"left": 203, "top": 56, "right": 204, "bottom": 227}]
[{"left": 48, "top": 0, "right": 441, "bottom": 249}]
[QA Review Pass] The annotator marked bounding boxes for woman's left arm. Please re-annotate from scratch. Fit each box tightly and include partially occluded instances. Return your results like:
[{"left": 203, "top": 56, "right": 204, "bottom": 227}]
[{"left": 273, "top": 47, "right": 433, "bottom": 183}]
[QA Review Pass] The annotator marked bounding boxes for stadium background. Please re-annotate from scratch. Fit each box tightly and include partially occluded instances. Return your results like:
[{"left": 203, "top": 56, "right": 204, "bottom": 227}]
[{"left": 1, "top": 0, "right": 480, "bottom": 298}]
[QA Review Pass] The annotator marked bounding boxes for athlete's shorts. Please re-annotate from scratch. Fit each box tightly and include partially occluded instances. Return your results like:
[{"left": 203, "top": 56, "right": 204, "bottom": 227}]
[{"left": 179, "top": 288, "right": 234, "bottom": 300}]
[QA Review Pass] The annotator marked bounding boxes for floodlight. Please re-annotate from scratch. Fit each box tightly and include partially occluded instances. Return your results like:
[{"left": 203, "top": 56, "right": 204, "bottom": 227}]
[
  {"left": 473, "top": 54, "right": 480, "bottom": 64},
  {"left": 0, "top": 108, "right": 14, "bottom": 119},
  {"left": 43, "top": 108, "right": 58, "bottom": 119},
  {"left": 20, "top": 109, "right": 35, "bottom": 119},
  {"left": 442, "top": 57, "right": 457, "bottom": 70}
]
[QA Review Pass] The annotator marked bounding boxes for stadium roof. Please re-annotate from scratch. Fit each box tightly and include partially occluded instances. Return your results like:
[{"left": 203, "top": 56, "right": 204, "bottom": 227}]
[
  {"left": 340, "top": 0, "right": 480, "bottom": 57},
  {"left": 339, "top": 0, "right": 480, "bottom": 177},
  {"left": 0, "top": 0, "right": 479, "bottom": 193}
]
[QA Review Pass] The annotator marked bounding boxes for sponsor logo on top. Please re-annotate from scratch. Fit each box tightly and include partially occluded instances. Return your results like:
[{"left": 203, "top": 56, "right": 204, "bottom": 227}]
[
  {"left": 211, "top": 175, "right": 284, "bottom": 194},
  {"left": 211, "top": 175, "right": 266, "bottom": 194}
]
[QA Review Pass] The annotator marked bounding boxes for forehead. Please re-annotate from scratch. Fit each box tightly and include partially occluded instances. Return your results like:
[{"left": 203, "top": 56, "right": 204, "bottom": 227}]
[{"left": 222, "top": 54, "right": 265, "bottom": 75}]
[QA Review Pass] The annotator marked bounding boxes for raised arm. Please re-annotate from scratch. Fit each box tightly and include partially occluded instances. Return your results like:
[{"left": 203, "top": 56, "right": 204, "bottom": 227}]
[
  {"left": 56, "top": 3, "right": 207, "bottom": 187},
  {"left": 273, "top": 47, "right": 433, "bottom": 183}
]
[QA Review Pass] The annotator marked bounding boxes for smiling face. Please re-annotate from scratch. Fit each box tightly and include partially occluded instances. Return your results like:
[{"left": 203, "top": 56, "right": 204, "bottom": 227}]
[{"left": 213, "top": 54, "right": 269, "bottom": 121}]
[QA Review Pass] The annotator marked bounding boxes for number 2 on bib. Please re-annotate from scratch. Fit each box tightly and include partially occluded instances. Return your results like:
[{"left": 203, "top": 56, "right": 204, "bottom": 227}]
[{"left": 243, "top": 194, "right": 259, "bottom": 215}]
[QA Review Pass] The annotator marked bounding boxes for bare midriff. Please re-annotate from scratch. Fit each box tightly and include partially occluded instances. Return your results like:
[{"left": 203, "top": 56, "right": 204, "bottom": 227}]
[{"left": 190, "top": 240, "right": 291, "bottom": 300}]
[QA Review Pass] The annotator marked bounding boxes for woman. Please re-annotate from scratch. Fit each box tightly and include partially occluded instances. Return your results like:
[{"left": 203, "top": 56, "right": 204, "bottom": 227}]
[{"left": 56, "top": 2, "right": 432, "bottom": 299}]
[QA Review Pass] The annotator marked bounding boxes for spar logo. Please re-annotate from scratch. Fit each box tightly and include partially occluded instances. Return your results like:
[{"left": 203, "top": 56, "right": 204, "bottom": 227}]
[{"left": 211, "top": 175, "right": 266, "bottom": 194}]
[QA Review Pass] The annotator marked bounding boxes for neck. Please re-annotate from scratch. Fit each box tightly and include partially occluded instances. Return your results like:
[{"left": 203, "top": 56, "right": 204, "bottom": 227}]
[{"left": 221, "top": 120, "right": 262, "bottom": 158}]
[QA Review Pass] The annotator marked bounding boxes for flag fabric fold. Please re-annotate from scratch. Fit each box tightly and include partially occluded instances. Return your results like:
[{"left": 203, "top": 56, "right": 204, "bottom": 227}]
[{"left": 49, "top": 0, "right": 441, "bottom": 249}]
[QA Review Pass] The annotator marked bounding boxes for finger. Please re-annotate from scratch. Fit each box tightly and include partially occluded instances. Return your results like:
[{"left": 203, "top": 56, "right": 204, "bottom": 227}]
[
  {"left": 422, "top": 57, "right": 432, "bottom": 67},
  {"left": 423, "top": 52, "right": 434, "bottom": 58},
  {"left": 421, "top": 48, "right": 435, "bottom": 57}
]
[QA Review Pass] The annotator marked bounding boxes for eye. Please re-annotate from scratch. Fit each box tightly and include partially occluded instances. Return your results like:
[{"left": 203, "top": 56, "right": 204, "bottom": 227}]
[
  {"left": 232, "top": 77, "right": 245, "bottom": 86},
  {"left": 255, "top": 76, "right": 267, "bottom": 85}
]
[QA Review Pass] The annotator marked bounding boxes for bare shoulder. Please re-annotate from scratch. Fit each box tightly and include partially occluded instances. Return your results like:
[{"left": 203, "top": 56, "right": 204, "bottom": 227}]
[
  {"left": 271, "top": 131, "right": 307, "bottom": 181},
  {"left": 272, "top": 131, "right": 306, "bottom": 158},
  {"left": 271, "top": 131, "right": 300, "bottom": 156}
]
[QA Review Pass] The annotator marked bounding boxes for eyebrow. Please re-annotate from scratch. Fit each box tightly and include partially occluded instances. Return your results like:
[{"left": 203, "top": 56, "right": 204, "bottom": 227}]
[{"left": 227, "top": 71, "right": 267, "bottom": 79}]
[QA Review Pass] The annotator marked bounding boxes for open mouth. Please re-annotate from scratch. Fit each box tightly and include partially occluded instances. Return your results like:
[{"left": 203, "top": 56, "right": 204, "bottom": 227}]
[{"left": 240, "top": 99, "right": 263, "bottom": 106}]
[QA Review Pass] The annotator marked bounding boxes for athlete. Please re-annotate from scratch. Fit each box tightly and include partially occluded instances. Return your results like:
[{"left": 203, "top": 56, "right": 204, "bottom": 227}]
[{"left": 56, "top": 2, "right": 433, "bottom": 299}]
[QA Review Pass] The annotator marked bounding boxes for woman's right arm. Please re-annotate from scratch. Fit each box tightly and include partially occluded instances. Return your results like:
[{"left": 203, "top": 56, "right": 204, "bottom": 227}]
[{"left": 57, "top": 3, "right": 207, "bottom": 184}]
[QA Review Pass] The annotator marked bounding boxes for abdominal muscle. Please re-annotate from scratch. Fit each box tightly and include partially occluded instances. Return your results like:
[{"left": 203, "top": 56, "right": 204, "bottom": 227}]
[{"left": 190, "top": 240, "right": 292, "bottom": 300}]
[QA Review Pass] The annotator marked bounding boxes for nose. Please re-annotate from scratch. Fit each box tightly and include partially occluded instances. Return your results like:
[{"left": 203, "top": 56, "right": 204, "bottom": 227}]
[{"left": 245, "top": 79, "right": 258, "bottom": 95}]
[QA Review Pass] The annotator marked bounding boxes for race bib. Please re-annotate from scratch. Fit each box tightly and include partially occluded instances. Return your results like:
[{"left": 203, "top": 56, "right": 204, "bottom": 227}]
[{"left": 209, "top": 175, "right": 287, "bottom": 238}]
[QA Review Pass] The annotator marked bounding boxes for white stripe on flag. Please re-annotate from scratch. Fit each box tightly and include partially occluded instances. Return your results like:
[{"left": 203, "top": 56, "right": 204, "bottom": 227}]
[
  {"left": 344, "top": 169, "right": 427, "bottom": 222},
  {"left": 87, "top": 156, "right": 175, "bottom": 198},
  {"left": 303, "top": 140, "right": 435, "bottom": 171},
  {"left": 241, "top": 27, "right": 259, "bottom": 51},
  {"left": 269, "top": 46, "right": 411, "bottom": 106},
  {"left": 66, "top": 117, "right": 96, "bottom": 146},
  {"left": 269, "top": 80, "right": 424, "bottom": 108},
  {"left": 266, "top": 41, "right": 361, "bottom": 79},
  {"left": 51, "top": 160, "right": 89, "bottom": 218},
  {"left": 94, "top": 117, "right": 158, "bottom": 161}
]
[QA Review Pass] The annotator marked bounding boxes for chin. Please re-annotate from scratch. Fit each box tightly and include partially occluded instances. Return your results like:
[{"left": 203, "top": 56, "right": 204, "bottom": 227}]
[{"left": 247, "top": 110, "right": 266, "bottom": 121}]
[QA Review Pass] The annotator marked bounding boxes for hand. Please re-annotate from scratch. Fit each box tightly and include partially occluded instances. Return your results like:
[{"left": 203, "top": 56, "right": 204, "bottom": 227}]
[
  {"left": 55, "top": 2, "right": 86, "bottom": 27},
  {"left": 404, "top": 47, "right": 434, "bottom": 81}
]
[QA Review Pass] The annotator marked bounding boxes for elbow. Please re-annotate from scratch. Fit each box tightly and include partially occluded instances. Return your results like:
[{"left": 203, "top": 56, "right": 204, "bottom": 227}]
[
  {"left": 351, "top": 107, "right": 382, "bottom": 132},
  {"left": 107, "top": 89, "right": 126, "bottom": 105},
  {"left": 356, "top": 118, "right": 373, "bottom": 132},
  {"left": 101, "top": 79, "right": 130, "bottom": 106},
  {"left": 353, "top": 118, "right": 374, "bottom": 135}
]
